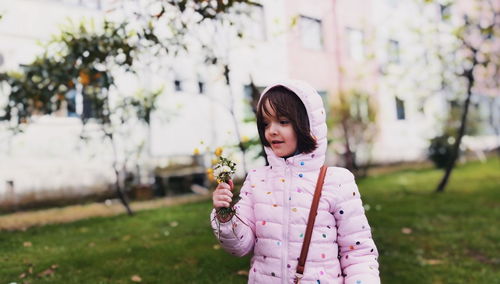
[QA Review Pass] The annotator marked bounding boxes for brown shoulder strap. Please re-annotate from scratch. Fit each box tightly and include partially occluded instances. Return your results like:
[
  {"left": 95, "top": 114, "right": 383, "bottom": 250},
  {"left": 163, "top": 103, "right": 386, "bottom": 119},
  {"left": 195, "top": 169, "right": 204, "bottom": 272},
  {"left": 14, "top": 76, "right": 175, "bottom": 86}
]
[{"left": 295, "top": 165, "right": 328, "bottom": 282}]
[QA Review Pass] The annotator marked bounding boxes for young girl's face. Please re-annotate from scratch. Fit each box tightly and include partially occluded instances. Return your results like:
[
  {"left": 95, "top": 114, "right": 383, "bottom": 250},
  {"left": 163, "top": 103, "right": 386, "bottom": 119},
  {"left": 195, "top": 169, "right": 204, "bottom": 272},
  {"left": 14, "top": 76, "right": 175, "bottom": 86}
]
[{"left": 262, "top": 100, "right": 298, "bottom": 158}]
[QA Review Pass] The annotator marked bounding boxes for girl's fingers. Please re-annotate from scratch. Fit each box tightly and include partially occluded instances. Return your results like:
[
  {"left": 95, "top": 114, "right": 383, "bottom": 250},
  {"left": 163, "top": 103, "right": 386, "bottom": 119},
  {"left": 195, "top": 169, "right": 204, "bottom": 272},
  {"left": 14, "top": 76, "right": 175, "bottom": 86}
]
[
  {"left": 214, "top": 201, "right": 230, "bottom": 208},
  {"left": 212, "top": 190, "right": 232, "bottom": 208},
  {"left": 216, "top": 182, "right": 230, "bottom": 191},
  {"left": 212, "top": 182, "right": 234, "bottom": 209},
  {"left": 216, "top": 188, "right": 233, "bottom": 198},
  {"left": 215, "top": 194, "right": 232, "bottom": 203}
]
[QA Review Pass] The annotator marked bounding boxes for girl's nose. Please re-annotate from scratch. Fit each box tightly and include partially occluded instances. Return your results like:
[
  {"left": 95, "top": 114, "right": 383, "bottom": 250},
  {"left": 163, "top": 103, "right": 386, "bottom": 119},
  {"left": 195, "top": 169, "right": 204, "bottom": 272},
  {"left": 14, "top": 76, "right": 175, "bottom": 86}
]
[{"left": 269, "top": 123, "right": 278, "bottom": 135}]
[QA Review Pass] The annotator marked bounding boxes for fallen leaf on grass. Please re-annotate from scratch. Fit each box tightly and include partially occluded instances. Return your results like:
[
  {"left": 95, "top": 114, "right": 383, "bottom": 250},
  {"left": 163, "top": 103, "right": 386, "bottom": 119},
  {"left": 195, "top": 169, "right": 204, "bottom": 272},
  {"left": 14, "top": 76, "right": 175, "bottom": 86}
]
[
  {"left": 236, "top": 270, "right": 249, "bottom": 276},
  {"left": 38, "top": 268, "right": 55, "bottom": 277},
  {"left": 19, "top": 272, "right": 27, "bottom": 279},
  {"left": 423, "top": 259, "right": 443, "bottom": 265},
  {"left": 213, "top": 244, "right": 221, "bottom": 250},
  {"left": 23, "top": 242, "right": 32, "bottom": 247},
  {"left": 37, "top": 264, "right": 58, "bottom": 278},
  {"left": 401, "top": 227, "right": 412, "bottom": 234},
  {"left": 170, "top": 221, "right": 179, "bottom": 227},
  {"left": 88, "top": 242, "right": 96, "bottom": 247},
  {"left": 131, "top": 275, "right": 142, "bottom": 282}
]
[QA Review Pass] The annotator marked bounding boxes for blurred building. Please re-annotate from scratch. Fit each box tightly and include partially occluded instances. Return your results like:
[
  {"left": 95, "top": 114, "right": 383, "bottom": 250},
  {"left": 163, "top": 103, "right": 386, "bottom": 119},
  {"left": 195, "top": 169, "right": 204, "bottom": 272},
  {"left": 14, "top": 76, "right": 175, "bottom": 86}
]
[{"left": 0, "top": 0, "right": 498, "bottom": 207}]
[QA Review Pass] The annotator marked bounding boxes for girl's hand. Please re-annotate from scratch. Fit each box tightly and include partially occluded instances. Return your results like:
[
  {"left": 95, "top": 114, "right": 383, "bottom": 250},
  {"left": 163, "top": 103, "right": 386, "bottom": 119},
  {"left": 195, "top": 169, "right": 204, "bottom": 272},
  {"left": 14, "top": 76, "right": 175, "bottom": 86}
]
[{"left": 212, "top": 180, "right": 234, "bottom": 209}]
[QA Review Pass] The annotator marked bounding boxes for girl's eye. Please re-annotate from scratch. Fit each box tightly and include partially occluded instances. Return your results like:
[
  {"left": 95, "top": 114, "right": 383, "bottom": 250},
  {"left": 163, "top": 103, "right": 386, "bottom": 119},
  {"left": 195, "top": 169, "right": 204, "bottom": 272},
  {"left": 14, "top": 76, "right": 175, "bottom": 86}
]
[{"left": 280, "top": 120, "right": 290, "bottom": 125}]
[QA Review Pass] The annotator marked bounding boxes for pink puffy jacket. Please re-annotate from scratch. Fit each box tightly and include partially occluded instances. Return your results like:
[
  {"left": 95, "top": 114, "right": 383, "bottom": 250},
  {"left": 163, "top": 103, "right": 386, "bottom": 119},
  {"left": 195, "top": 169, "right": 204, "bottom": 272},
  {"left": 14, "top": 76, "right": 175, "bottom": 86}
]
[{"left": 210, "top": 80, "right": 380, "bottom": 284}]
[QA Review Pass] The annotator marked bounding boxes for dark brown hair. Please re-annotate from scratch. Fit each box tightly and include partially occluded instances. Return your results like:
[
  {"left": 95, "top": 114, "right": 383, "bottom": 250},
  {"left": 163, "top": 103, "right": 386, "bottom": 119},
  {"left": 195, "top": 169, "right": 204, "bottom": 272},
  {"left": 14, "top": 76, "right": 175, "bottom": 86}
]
[{"left": 256, "top": 86, "right": 317, "bottom": 154}]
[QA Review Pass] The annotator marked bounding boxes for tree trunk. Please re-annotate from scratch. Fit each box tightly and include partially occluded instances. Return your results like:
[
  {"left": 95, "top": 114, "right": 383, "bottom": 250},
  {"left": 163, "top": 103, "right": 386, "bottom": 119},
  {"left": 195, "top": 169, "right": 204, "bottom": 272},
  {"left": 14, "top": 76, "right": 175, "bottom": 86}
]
[
  {"left": 436, "top": 68, "right": 474, "bottom": 193},
  {"left": 341, "top": 119, "right": 357, "bottom": 172},
  {"left": 113, "top": 165, "right": 134, "bottom": 215},
  {"left": 487, "top": 98, "right": 500, "bottom": 158},
  {"left": 107, "top": 132, "right": 134, "bottom": 215}
]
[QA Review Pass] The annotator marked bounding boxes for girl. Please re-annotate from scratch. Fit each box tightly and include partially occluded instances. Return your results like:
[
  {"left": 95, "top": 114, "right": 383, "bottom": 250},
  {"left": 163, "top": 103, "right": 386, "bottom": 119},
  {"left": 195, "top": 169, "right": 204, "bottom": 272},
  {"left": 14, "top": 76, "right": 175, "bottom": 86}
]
[{"left": 211, "top": 80, "right": 380, "bottom": 284}]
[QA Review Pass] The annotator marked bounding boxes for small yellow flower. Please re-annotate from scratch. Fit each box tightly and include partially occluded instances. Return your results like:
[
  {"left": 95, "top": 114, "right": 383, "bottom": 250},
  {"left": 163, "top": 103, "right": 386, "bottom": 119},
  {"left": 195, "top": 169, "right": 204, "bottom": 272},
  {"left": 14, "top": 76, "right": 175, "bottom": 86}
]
[
  {"left": 206, "top": 168, "right": 215, "bottom": 182},
  {"left": 208, "top": 174, "right": 215, "bottom": 182},
  {"left": 193, "top": 148, "right": 200, "bottom": 155},
  {"left": 211, "top": 158, "right": 219, "bottom": 165},
  {"left": 215, "top": 147, "right": 223, "bottom": 157},
  {"left": 241, "top": 135, "right": 250, "bottom": 143}
]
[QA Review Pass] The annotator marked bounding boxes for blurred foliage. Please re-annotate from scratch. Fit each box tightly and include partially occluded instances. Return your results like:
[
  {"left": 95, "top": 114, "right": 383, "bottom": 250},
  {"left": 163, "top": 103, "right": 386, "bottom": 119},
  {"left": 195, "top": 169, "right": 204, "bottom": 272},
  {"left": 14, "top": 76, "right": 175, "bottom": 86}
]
[
  {"left": 428, "top": 134, "right": 455, "bottom": 169},
  {"left": 116, "top": 87, "right": 164, "bottom": 125},
  {"left": 446, "top": 99, "right": 482, "bottom": 136},
  {"left": 424, "top": 0, "right": 499, "bottom": 191},
  {"left": 0, "top": 0, "right": 258, "bottom": 126},
  {"left": 428, "top": 100, "right": 482, "bottom": 169},
  {"left": 417, "top": 0, "right": 500, "bottom": 191},
  {"left": 165, "top": 0, "right": 258, "bottom": 21},
  {"left": 0, "top": 0, "right": 258, "bottom": 213},
  {"left": 328, "top": 89, "right": 378, "bottom": 175},
  {"left": 0, "top": 20, "right": 151, "bottom": 125}
]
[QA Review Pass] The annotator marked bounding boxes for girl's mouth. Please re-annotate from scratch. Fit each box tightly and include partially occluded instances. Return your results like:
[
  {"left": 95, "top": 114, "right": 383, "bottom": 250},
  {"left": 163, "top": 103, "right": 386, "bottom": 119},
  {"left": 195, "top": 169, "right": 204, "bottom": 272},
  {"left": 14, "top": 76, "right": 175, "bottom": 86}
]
[{"left": 271, "top": 140, "right": 284, "bottom": 145}]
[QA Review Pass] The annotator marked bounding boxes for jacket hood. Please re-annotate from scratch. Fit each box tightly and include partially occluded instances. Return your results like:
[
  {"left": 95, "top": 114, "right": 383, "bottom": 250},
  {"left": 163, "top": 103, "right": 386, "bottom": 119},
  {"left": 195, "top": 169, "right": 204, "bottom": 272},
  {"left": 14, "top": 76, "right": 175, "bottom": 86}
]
[{"left": 257, "top": 80, "right": 327, "bottom": 170}]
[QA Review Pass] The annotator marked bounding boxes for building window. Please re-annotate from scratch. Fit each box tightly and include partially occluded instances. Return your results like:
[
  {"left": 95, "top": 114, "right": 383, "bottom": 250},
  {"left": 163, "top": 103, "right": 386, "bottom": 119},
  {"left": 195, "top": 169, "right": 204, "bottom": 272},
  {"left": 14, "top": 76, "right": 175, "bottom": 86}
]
[
  {"left": 346, "top": 28, "right": 364, "bottom": 61},
  {"left": 66, "top": 89, "right": 78, "bottom": 117},
  {"left": 388, "top": 39, "right": 400, "bottom": 64},
  {"left": 82, "top": 93, "right": 97, "bottom": 120},
  {"left": 174, "top": 80, "right": 182, "bottom": 92},
  {"left": 198, "top": 81, "right": 205, "bottom": 94},
  {"left": 395, "top": 97, "right": 406, "bottom": 120},
  {"left": 299, "top": 16, "right": 323, "bottom": 50}
]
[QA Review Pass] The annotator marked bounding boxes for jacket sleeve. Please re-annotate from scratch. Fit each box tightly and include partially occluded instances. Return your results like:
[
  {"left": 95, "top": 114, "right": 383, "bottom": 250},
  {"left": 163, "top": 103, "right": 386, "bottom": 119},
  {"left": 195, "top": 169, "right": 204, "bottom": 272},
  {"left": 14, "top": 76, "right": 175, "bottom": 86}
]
[
  {"left": 332, "top": 169, "right": 380, "bottom": 284},
  {"left": 210, "top": 171, "right": 256, "bottom": 257}
]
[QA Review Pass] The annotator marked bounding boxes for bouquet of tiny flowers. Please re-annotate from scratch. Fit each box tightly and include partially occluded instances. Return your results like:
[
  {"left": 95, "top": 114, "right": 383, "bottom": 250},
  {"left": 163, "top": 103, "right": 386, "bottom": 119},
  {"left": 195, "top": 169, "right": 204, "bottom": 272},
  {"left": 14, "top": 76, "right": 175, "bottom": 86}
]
[
  {"left": 212, "top": 152, "right": 240, "bottom": 222},
  {"left": 210, "top": 147, "right": 249, "bottom": 240}
]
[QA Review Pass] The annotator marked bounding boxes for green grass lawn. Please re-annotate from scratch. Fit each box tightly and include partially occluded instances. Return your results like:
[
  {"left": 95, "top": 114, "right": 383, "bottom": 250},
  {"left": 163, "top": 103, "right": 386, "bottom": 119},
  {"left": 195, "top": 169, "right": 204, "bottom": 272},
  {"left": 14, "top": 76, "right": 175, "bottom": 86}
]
[{"left": 1, "top": 158, "right": 499, "bottom": 283}]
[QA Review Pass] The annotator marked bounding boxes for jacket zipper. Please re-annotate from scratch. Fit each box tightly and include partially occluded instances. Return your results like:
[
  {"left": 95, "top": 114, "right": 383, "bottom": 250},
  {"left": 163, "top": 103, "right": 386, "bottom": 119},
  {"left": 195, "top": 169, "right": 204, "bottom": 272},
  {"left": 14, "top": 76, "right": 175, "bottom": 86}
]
[{"left": 282, "top": 165, "right": 291, "bottom": 283}]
